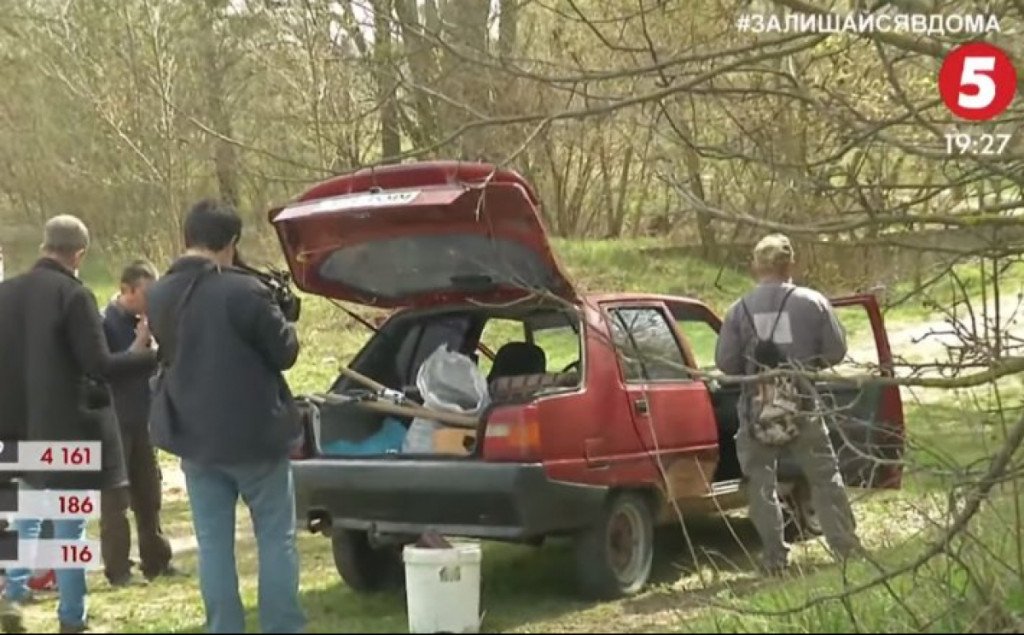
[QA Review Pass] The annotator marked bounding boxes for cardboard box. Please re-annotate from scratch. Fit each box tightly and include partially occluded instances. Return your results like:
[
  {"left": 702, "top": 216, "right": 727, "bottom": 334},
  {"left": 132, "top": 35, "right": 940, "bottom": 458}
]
[{"left": 432, "top": 428, "right": 477, "bottom": 455}]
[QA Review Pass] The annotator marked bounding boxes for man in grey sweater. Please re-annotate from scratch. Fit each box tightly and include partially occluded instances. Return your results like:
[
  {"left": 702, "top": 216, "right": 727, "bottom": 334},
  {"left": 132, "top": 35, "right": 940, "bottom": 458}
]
[{"left": 715, "top": 234, "right": 860, "bottom": 573}]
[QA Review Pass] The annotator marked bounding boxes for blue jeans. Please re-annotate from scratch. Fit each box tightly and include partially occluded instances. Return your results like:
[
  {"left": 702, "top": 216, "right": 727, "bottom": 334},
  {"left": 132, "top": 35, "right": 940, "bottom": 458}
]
[
  {"left": 182, "top": 458, "right": 304, "bottom": 634},
  {"left": 5, "top": 517, "right": 88, "bottom": 628}
]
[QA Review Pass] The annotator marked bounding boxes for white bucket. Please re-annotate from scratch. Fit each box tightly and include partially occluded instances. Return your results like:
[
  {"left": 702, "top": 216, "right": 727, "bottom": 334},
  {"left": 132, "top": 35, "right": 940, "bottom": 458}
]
[{"left": 403, "top": 542, "right": 482, "bottom": 633}]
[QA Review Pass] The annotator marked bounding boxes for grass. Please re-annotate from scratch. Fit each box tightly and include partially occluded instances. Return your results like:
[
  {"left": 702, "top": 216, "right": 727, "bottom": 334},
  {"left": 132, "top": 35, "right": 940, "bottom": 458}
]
[{"left": 6, "top": 238, "right": 1023, "bottom": 632}]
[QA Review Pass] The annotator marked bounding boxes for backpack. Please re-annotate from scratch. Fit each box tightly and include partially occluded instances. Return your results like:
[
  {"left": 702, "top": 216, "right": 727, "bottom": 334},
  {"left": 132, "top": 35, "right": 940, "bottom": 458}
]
[{"left": 740, "top": 287, "right": 804, "bottom": 446}]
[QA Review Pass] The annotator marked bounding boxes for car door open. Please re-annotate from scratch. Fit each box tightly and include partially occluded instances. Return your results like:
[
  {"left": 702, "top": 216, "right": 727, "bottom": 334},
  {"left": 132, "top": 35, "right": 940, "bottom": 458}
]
[{"left": 813, "top": 294, "right": 906, "bottom": 489}]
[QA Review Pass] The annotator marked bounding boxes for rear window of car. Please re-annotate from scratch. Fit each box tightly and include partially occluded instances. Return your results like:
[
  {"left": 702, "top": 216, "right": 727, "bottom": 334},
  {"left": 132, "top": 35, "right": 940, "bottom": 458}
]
[
  {"left": 472, "top": 311, "right": 582, "bottom": 378},
  {"left": 478, "top": 319, "right": 526, "bottom": 376},
  {"left": 533, "top": 324, "right": 579, "bottom": 373},
  {"left": 318, "top": 235, "right": 559, "bottom": 301}
]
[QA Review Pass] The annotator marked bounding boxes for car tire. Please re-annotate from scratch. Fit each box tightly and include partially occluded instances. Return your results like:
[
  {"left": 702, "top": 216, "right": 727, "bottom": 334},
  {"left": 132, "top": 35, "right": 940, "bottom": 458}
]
[
  {"left": 782, "top": 481, "right": 823, "bottom": 543},
  {"left": 331, "top": 529, "right": 405, "bottom": 593},
  {"left": 574, "top": 492, "right": 655, "bottom": 600}
]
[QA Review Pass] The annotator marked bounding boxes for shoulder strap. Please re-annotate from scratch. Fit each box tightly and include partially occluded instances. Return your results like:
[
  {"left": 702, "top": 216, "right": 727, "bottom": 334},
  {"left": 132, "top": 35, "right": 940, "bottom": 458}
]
[
  {"left": 767, "top": 286, "right": 797, "bottom": 340},
  {"left": 156, "top": 262, "right": 218, "bottom": 368},
  {"left": 739, "top": 299, "right": 759, "bottom": 340}
]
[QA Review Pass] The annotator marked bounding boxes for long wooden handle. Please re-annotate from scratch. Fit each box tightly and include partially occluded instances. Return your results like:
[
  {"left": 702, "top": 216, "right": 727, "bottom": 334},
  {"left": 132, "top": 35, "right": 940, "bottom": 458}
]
[
  {"left": 338, "top": 366, "right": 389, "bottom": 393},
  {"left": 358, "top": 399, "right": 479, "bottom": 429},
  {"left": 311, "top": 392, "right": 480, "bottom": 430}
]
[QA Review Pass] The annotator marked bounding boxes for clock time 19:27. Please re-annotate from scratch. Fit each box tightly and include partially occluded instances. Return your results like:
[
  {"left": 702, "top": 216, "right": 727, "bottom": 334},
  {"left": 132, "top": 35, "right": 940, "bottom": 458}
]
[{"left": 945, "top": 132, "right": 1013, "bottom": 155}]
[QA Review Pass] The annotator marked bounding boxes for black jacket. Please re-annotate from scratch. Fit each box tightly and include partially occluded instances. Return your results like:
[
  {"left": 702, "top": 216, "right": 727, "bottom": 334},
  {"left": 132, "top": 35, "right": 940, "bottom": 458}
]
[
  {"left": 0, "top": 258, "right": 157, "bottom": 490},
  {"left": 102, "top": 299, "right": 153, "bottom": 430},
  {"left": 146, "top": 256, "right": 300, "bottom": 466}
]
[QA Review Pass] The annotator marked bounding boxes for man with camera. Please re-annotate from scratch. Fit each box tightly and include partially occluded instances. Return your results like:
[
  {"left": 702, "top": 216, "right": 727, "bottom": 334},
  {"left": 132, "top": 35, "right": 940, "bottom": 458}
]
[{"left": 146, "top": 200, "right": 304, "bottom": 634}]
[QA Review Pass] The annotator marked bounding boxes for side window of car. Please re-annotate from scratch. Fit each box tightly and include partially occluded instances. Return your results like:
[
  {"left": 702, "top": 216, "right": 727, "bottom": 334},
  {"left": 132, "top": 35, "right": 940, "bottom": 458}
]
[
  {"left": 477, "top": 318, "right": 526, "bottom": 376},
  {"left": 674, "top": 319, "right": 719, "bottom": 370},
  {"left": 608, "top": 312, "right": 644, "bottom": 382},
  {"left": 608, "top": 307, "right": 689, "bottom": 382}
]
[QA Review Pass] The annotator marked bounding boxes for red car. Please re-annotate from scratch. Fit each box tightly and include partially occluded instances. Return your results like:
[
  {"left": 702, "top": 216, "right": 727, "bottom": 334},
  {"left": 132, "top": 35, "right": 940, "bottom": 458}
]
[{"left": 275, "top": 162, "right": 905, "bottom": 599}]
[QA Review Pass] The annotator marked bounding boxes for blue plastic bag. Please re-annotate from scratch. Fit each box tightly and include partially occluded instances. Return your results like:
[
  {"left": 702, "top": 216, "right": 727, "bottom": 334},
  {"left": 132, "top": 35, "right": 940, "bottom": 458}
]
[{"left": 322, "top": 417, "right": 407, "bottom": 456}]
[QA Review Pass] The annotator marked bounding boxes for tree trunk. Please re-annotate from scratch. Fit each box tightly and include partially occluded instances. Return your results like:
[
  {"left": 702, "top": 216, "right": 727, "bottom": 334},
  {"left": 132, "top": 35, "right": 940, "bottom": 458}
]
[
  {"left": 199, "top": 0, "right": 239, "bottom": 208},
  {"left": 373, "top": 0, "right": 401, "bottom": 162},
  {"left": 498, "top": 0, "right": 518, "bottom": 60},
  {"left": 394, "top": 0, "right": 438, "bottom": 150},
  {"left": 439, "top": 0, "right": 490, "bottom": 160}
]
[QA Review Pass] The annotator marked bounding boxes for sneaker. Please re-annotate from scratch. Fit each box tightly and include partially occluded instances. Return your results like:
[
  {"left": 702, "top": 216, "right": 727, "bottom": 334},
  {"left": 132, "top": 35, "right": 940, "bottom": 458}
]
[
  {"left": 0, "top": 598, "right": 25, "bottom": 634},
  {"left": 143, "top": 565, "right": 187, "bottom": 582},
  {"left": 27, "top": 570, "right": 56, "bottom": 593}
]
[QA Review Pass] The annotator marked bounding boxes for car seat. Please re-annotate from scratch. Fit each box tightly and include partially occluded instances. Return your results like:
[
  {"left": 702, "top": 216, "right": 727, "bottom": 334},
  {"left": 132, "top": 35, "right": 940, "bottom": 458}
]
[{"left": 487, "top": 342, "right": 546, "bottom": 382}]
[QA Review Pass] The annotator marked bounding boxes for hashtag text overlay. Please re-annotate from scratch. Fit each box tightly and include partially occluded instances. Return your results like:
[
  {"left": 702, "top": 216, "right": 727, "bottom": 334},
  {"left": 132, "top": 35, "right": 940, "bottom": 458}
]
[{"left": 735, "top": 12, "right": 1000, "bottom": 35}]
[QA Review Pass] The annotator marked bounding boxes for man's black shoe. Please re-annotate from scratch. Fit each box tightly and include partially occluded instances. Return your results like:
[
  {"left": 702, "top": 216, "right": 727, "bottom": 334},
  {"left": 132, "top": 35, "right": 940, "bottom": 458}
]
[
  {"left": 144, "top": 565, "right": 187, "bottom": 582},
  {"left": 107, "top": 574, "right": 147, "bottom": 588}
]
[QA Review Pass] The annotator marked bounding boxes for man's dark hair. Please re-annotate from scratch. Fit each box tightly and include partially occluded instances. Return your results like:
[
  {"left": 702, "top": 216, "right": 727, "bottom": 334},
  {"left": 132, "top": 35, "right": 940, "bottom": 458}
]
[
  {"left": 120, "top": 259, "right": 157, "bottom": 287},
  {"left": 184, "top": 199, "right": 242, "bottom": 251}
]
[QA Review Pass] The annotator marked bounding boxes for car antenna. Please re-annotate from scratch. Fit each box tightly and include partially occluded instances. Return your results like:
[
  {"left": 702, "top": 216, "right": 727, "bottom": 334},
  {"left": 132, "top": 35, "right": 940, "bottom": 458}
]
[
  {"left": 368, "top": 163, "right": 379, "bottom": 192},
  {"left": 714, "top": 222, "right": 745, "bottom": 292}
]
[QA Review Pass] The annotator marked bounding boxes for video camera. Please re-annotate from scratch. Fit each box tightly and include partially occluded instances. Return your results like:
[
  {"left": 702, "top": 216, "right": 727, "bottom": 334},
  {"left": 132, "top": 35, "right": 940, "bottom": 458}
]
[{"left": 233, "top": 255, "right": 302, "bottom": 322}]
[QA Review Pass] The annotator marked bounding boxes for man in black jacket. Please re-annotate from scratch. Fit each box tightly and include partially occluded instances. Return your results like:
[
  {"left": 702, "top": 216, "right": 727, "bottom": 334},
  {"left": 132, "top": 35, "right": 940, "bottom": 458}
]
[
  {"left": 146, "top": 200, "right": 304, "bottom": 634},
  {"left": 100, "top": 260, "right": 178, "bottom": 585},
  {"left": 0, "top": 215, "right": 156, "bottom": 633}
]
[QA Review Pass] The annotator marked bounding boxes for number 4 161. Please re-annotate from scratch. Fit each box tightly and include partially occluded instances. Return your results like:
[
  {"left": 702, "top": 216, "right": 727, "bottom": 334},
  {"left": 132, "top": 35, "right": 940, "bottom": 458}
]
[{"left": 40, "top": 447, "right": 92, "bottom": 465}]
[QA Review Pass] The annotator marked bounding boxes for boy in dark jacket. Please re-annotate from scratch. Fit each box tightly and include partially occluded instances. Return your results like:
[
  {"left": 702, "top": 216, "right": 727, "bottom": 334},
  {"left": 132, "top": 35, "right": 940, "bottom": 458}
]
[{"left": 99, "top": 260, "right": 178, "bottom": 585}]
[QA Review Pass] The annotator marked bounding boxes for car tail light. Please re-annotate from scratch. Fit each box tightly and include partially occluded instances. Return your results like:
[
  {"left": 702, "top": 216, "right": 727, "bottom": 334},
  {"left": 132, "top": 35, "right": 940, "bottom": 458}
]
[{"left": 482, "top": 405, "right": 542, "bottom": 461}]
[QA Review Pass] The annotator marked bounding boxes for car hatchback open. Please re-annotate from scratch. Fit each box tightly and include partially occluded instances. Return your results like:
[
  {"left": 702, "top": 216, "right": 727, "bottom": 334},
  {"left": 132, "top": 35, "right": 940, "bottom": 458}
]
[{"left": 273, "top": 161, "right": 905, "bottom": 599}]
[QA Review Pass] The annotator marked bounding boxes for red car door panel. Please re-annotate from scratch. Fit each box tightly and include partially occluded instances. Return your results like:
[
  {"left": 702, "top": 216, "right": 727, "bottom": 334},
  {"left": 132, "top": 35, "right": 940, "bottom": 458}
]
[{"left": 600, "top": 303, "right": 719, "bottom": 497}]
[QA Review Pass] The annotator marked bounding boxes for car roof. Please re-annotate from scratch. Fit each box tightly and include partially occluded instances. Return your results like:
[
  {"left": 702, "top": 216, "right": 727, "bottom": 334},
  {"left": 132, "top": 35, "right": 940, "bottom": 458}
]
[
  {"left": 383, "top": 292, "right": 717, "bottom": 316},
  {"left": 581, "top": 292, "right": 713, "bottom": 310}
]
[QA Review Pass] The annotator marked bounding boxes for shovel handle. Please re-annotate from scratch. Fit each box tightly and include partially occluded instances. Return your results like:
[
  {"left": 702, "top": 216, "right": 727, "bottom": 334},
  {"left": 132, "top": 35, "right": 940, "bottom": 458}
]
[
  {"left": 312, "top": 392, "right": 479, "bottom": 430},
  {"left": 338, "top": 366, "right": 389, "bottom": 393}
]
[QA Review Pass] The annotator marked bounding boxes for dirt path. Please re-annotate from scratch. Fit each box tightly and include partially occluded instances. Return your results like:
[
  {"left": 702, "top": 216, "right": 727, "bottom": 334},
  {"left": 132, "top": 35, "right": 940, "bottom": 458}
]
[{"left": 849, "top": 295, "right": 1023, "bottom": 372}]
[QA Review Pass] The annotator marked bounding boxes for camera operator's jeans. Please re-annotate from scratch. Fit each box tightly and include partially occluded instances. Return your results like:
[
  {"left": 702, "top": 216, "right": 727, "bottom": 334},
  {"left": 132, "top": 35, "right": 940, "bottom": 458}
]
[
  {"left": 5, "top": 516, "right": 88, "bottom": 628},
  {"left": 182, "top": 458, "right": 304, "bottom": 634}
]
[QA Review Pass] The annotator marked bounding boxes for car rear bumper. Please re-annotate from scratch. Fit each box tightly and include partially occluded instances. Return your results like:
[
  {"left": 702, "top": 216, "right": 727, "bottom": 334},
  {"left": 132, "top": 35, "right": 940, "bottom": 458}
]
[{"left": 292, "top": 459, "right": 608, "bottom": 541}]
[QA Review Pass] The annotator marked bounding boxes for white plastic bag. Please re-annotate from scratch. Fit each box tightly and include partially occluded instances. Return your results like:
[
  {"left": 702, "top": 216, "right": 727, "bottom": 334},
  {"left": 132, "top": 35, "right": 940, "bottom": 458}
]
[
  {"left": 415, "top": 345, "right": 490, "bottom": 415},
  {"left": 402, "top": 346, "right": 489, "bottom": 454}
]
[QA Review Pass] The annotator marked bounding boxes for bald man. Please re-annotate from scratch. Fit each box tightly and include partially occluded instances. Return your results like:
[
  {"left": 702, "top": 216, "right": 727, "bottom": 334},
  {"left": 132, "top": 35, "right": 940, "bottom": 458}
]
[{"left": 0, "top": 215, "right": 156, "bottom": 633}]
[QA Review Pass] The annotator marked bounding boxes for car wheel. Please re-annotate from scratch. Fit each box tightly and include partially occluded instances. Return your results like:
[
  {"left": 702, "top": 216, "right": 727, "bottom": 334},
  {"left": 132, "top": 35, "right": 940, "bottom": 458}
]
[
  {"left": 331, "top": 529, "right": 405, "bottom": 593},
  {"left": 574, "top": 492, "right": 654, "bottom": 600},
  {"left": 782, "top": 481, "right": 823, "bottom": 543}
]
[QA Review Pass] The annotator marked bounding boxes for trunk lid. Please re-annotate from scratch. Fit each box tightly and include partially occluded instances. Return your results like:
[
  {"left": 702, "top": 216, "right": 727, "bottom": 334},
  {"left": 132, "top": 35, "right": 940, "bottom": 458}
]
[{"left": 269, "top": 161, "right": 578, "bottom": 309}]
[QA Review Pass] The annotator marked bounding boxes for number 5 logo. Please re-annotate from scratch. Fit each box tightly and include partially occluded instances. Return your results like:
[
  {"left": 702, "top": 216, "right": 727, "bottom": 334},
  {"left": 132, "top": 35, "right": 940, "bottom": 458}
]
[{"left": 939, "top": 42, "right": 1017, "bottom": 121}]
